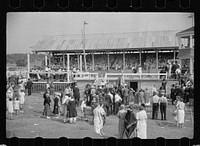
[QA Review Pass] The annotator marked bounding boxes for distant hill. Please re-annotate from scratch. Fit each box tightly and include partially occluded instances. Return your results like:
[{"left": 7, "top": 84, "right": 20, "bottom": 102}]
[{"left": 6, "top": 53, "right": 45, "bottom": 67}]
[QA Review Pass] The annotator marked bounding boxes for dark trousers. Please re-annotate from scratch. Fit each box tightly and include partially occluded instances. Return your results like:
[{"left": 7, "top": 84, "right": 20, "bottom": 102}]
[
  {"left": 171, "top": 96, "right": 176, "bottom": 105},
  {"left": 124, "top": 96, "right": 129, "bottom": 105},
  {"left": 160, "top": 103, "right": 167, "bottom": 120},
  {"left": 28, "top": 88, "right": 32, "bottom": 96},
  {"left": 114, "top": 101, "right": 121, "bottom": 115},
  {"left": 113, "top": 103, "right": 115, "bottom": 115},
  {"left": 152, "top": 103, "right": 159, "bottom": 119}
]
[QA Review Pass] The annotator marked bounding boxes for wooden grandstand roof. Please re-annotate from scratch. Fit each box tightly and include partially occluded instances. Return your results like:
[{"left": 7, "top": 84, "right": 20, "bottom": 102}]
[
  {"left": 31, "top": 30, "right": 180, "bottom": 53},
  {"left": 176, "top": 27, "right": 194, "bottom": 36}
]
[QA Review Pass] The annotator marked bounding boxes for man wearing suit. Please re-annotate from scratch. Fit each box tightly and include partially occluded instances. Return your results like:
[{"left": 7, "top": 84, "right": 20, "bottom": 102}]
[
  {"left": 159, "top": 90, "right": 168, "bottom": 120},
  {"left": 151, "top": 91, "right": 159, "bottom": 119},
  {"left": 26, "top": 78, "right": 33, "bottom": 96}
]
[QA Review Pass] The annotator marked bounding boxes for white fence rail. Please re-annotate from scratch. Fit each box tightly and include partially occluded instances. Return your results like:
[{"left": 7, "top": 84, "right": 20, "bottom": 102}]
[
  {"left": 7, "top": 70, "right": 167, "bottom": 81},
  {"left": 73, "top": 72, "right": 98, "bottom": 80},
  {"left": 105, "top": 72, "right": 167, "bottom": 80}
]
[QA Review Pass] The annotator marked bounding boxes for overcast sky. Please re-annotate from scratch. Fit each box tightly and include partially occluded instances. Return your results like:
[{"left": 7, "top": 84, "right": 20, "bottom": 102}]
[{"left": 7, "top": 12, "right": 194, "bottom": 54}]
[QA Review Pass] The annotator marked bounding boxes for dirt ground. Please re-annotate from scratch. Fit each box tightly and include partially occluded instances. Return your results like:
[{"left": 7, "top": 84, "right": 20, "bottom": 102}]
[{"left": 6, "top": 93, "right": 193, "bottom": 139}]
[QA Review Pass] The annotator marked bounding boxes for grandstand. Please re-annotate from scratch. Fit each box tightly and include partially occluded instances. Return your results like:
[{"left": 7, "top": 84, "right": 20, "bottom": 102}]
[{"left": 28, "top": 30, "right": 183, "bottom": 93}]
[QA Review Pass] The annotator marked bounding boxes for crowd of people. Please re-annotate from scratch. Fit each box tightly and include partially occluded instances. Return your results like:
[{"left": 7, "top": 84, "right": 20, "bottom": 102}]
[
  {"left": 6, "top": 73, "right": 194, "bottom": 138},
  {"left": 30, "top": 53, "right": 177, "bottom": 73},
  {"left": 6, "top": 81, "right": 27, "bottom": 120}
]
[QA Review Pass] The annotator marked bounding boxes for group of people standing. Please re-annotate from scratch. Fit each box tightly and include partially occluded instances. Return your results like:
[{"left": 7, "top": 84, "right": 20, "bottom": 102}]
[
  {"left": 42, "top": 81, "right": 80, "bottom": 124},
  {"left": 6, "top": 81, "right": 26, "bottom": 120}
]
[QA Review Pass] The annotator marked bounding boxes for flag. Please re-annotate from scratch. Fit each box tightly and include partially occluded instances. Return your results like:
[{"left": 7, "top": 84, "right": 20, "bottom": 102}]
[{"left": 188, "top": 15, "right": 193, "bottom": 18}]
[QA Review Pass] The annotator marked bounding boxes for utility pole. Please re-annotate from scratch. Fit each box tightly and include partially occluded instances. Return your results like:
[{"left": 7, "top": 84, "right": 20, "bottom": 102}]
[{"left": 83, "top": 21, "right": 88, "bottom": 72}]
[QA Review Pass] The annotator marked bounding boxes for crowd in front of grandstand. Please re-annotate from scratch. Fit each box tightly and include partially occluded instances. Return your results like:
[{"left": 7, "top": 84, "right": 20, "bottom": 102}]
[{"left": 6, "top": 73, "right": 194, "bottom": 138}]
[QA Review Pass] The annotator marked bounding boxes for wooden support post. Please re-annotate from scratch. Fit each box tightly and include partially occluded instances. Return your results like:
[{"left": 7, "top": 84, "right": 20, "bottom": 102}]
[
  {"left": 123, "top": 50, "right": 125, "bottom": 70},
  {"left": 139, "top": 50, "right": 142, "bottom": 66},
  {"left": 77, "top": 54, "right": 79, "bottom": 70},
  {"left": 67, "top": 54, "right": 70, "bottom": 82},
  {"left": 80, "top": 55, "right": 82, "bottom": 72},
  {"left": 45, "top": 53, "right": 48, "bottom": 66},
  {"left": 49, "top": 52, "right": 51, "bottom": 68},
  {"left": 107, "top": 52, "right": 110, "bottom": 71},
  {"left": 27, "top": 53, "right": 30, "bottom": 79},
  {"left": 190, "top": 35, "right": 193, "bottom": 48},
  {"left": 156, "top": 49, "right": 158, "bottom": 69},
  {"left": 63, "top": 53, "right": 65, "bottom": 68},
  {"left": 173, "top": 49, "right": 176, "bottom": 63},
  {"left": 92, "top": 52, "right": 95, "bottom": 71}
]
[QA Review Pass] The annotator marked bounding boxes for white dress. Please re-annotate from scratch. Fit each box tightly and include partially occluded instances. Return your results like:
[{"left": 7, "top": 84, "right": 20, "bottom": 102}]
[
  {"left": 7, "top": 100, "right": 14, "bottom": 113},
  {"left": 19, "top": 91, "right": 25, "bottom": 105},
  {"left": 136, "top": 110, "right": 147, "bottom": 139},
  {"left": 93, "top": 106, "right": 106, "bottom": 134},
  {"left": 13, "top": 100, "right": 20, "bottom": 110},
  {"left": 176, "top": 101, "right": 185, "bottom": 124}
]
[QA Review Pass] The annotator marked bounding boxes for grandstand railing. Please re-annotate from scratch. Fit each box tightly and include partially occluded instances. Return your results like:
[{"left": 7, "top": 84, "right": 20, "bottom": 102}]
[
  {"left": 105, "top": 72, "right": 168, "bottom": 80},
  {"left": 31, "top": 82, "right": 69, "bottom": 93},
  {"left": 72, "top": 72, "right": 98, "bottom": 80}
]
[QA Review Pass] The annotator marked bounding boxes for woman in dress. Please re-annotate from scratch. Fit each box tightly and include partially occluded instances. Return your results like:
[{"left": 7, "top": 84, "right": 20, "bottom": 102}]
[
  {"left": 43, "top": 90, "right": 53, "bottom": 119},
  {"left": 136, "top": 103, "right": 147, "bottom": 139},
  {"left": 128, "top": 88, "right": 135, "bottom": 104},
  {"left": 53, "top": 94, "right": 60, "bottom": 118},
  {"left": 49, "top": 81, "right": 55, "bottom": 97},
  {"left": 68, "top": 96, "right": 77, "bottom": 124},
  {"left": 117, "top": 104, "right": 127, "bottom": 139},
  {"left": 176, "top": 96, "right": 185, "bottom": 128},
  {"left": 18, "top": 89, "right": 25, "bottom": 110},
  {"left": 93, "top": 102, "right": 106, "bottom": 136},
  {"left": 7, "top": 89, "right": 14, "bottom": 120},
  {"left": 13, "top": 97, "right": 20, "bottom": 115}
]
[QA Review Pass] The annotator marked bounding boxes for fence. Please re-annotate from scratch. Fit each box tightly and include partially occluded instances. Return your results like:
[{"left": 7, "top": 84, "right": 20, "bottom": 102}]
[
  {"left": 105, "top": 72, "right": 168, "bottom": 80},
  {"left": 73, "top": 72, "right": 98, "bottom": 80},
  {"left": 31, "top": 82, "right": 70, "bottom": 93}
]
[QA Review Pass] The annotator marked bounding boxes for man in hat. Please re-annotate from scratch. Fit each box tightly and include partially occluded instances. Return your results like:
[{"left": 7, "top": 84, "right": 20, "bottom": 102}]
[
  {"left": 151, "top": 91, "right": 159, "bottom": 120},
  {"left": 158, "top": 90, "right": 168, "bottom": 120},
  {"left": 26, "top": 78, "right": 33, "bottom": 96},
  {"left": 170, "top": 84, "right": 176, "bottom": 105},
  {"left": 73, "top": 83, "right": 80, "bottom": 107}
]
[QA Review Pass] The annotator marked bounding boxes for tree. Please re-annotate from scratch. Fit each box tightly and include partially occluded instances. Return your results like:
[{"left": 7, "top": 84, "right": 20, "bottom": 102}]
[{"left": 16, "top": 59, "right": 26, "bottom": 67}]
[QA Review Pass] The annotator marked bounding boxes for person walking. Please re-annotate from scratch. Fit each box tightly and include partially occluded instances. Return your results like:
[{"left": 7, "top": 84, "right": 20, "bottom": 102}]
[
  {"left": 26, "top": 78, "right": 33, "bottom": 96},
  {"left": 49, "top": 81, "right": 55, "bottom": 97},
  {"left": 62, "top": 94, "right": 71, "bottom": 123},
  {"left": 73, "top": 84, "right": 80, "bottom": 107},
  {"left": 122, "top": 85, "right": 129, "bottom": 105},
  {"left": 151, "top": 91, "right": 159, "bottom": 120},
  {"left": 159, "top": 90, "right": 168, "bottom": 120},
  {"left": 104, "top": 91, "right": 112, "bottom": 116},
  {"left": 43, "top": 90, "right": 53, "bottom": 119},
  {"left": 176, "top": 96, "right": 185, "bottom": 128},
  {"left": 117, "top": 104, "right": 127, "bottom": 139},
  {"left": 68, "top": 96, "right": 77, "bottom": 124},
  {"left": 114, "top": 92, "right": 122, "bottom": 115},
  {"left": 93, "top": 102, "right": 106, "bottom": 136},
  {"left": 53, "top": 93, "right": 60, "bottom": 118},
  {"left": 136, "top": 103, "right": 147, "bottom": 139}
]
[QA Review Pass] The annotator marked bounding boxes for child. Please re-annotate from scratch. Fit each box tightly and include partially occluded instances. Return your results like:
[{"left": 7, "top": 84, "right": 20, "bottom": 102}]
[
  {"left": 7, "top": 95, "right": 14, "bottom": 120},
  {"left": 13, "top": 97, "right": 20, "bottom": 115},
  {"left": 19, "top": 89, "right": 25, "bottom": 110},
  {"left": 68, "top": 96, "right": 77, "bottom": 124},
  {"left": 81, "top": 98, "right": 87, "bottom": 120},
  {"left": 53, "top": 94, "right": 60, "bottom": 118}
]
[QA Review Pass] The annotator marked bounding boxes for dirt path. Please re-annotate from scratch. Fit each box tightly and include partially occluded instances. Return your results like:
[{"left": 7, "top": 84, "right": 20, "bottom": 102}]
[{"left": 6, "top": 93, "right": 193, "bottom": 139}]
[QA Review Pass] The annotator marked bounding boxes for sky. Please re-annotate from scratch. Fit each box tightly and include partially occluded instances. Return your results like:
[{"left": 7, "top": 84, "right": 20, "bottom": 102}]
[{"left": 7, "top": 12, "right": 194, "bottom": 54}]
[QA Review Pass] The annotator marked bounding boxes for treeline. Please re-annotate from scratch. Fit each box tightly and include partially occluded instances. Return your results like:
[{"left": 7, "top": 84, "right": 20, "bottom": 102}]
[{"left": 7, "top": 53, "right": 45, "bottom": 66}]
